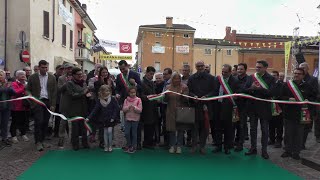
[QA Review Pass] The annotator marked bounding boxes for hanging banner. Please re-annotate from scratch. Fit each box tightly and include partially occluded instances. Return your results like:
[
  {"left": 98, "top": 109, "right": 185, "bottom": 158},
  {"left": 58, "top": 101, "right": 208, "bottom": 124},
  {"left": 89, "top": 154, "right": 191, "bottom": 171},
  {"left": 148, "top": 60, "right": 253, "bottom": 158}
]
[
  {"left": 100, "top": 55, "right": 132, "bottom": 60},
  {"left": 85, "top": 33, "right": 92, "bottom": 49},
  {"left": 119, "top": 42, "right": 132, "bottom": 53},
  {"left": 176, "top": 45, "right": 189, "bottom": 54},
  {"left": 152, "top": 46, "right": 165, "bottom": 54},
  {"left": 100, "top": 39, "right": 119, "bottom": 49},
  {"left": 284, "top": 42, "right": 292, "bottom": 82},
  {"left": 58, "top": 2, "right": 73, "bottom": 26}
]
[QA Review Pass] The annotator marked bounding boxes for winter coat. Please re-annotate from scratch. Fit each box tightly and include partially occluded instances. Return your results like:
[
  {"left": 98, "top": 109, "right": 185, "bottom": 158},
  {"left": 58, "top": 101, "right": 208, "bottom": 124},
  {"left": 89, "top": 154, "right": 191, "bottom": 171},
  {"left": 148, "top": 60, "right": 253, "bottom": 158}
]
[
  {"left": 140, "top": 77, "right": 158, "bottom": 125},
  {"left": 11, "top": 81, "right": 29, "bottom": 111},
  {"left": 122, "top": 96, "right": 142, "bottom": 121}
]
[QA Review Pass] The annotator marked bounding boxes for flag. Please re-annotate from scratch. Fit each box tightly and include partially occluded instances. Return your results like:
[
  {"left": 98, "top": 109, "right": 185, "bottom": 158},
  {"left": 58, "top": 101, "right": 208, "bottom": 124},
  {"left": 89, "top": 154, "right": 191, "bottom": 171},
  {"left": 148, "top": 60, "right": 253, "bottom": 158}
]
[{"left": 119, "top": 42, "right": 132, "bottom": 53}]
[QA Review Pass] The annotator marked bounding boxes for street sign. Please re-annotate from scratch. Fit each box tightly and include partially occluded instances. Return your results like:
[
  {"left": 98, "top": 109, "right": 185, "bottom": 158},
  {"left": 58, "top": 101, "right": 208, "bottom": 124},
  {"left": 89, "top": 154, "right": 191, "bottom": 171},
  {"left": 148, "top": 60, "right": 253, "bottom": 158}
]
[{"left": 20, "top": 50, "right": 30, "bottom": 63}]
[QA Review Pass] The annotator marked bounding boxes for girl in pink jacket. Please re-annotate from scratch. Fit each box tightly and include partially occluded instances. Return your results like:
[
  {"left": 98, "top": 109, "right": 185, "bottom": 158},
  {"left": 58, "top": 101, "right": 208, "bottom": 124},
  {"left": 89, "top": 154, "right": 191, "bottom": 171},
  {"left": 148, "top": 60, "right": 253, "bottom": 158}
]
[{"left": 122, "top": 86, "right": 142, "bottom": 153}]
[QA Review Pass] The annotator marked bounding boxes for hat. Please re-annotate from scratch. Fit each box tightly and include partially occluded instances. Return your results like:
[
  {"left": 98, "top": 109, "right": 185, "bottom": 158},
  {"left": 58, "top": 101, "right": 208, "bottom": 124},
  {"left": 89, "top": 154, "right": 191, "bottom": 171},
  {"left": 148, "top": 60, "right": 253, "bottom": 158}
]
[
  {"left": 64, "top": 63, "right": 74, "bottom": 68},
  {"left": 56, "top": 65, "right": 64, "bottom": 70}
]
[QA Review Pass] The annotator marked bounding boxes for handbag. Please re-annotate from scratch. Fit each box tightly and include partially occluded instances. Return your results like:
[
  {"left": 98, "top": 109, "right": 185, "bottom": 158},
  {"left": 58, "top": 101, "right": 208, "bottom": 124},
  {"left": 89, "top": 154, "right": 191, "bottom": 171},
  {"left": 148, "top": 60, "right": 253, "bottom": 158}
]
[{"left": 176, "top": 107, "right": 195, "bottom": 124}]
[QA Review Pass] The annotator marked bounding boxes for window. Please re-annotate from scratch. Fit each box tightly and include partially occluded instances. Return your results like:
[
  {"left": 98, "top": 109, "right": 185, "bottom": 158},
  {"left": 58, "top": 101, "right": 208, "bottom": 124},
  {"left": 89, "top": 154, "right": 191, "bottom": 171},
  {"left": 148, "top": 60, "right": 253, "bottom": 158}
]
[
  {"left": 70, "top": 6, "right": 73, "bottom": 14},
  {"left": 155, "top": 62, "right": 160, "bottom": 72},
  {"left": 62, "top": 24, "right": 66, "bottom": 46},
  {"left": 155, "top": 32, "right": 161, "bottom": 37},
  {"left": 69, "top": 30, "right": 73, "bottom": 49},
  {"left": 183, "top": 34, "right": 189, "bottom": 38},
  {"left": 183, "top": 62, "right": 188, "bottom": 65},
  {"left": 43, "top": 11, "right": 49, "bottom": 38},
  {"left": 227, "top": 49, "right": 232, "bottom": 56},
  {"left": 183, "top": 43, "right": 189, "bottom": 46},
  {"left": 204, "top": 48, "right": 212, "bottom": 55}
]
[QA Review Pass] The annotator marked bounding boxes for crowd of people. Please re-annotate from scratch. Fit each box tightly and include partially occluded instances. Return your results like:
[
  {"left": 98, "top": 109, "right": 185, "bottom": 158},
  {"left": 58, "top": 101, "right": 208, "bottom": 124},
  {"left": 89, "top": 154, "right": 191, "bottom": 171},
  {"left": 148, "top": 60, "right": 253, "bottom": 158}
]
[{"left": 0, "top": 59, "right": 319, "bottom": 161}]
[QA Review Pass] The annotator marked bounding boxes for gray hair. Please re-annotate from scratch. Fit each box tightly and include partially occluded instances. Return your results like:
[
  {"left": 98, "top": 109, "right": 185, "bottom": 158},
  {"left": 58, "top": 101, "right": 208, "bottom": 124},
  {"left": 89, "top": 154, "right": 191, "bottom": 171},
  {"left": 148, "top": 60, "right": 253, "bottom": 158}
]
[
  {"left": 222, "top": 64, "right": 232, "bottom": 72},
  {"left": 0, "top": 69, "right": 5, "bottom": 76},
  {"left": 170, "top": 72, "right": 182, "bottom": 81},
  {"left": 15, "top": 70, "right": 26, "bottom": 77}
]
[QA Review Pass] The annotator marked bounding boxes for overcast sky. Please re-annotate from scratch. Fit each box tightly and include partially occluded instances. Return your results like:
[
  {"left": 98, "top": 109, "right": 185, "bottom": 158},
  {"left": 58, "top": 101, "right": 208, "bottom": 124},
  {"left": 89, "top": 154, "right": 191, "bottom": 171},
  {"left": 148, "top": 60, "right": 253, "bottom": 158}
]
[{"left": 80, "top": 0, "right": 320, "bottom": 59}]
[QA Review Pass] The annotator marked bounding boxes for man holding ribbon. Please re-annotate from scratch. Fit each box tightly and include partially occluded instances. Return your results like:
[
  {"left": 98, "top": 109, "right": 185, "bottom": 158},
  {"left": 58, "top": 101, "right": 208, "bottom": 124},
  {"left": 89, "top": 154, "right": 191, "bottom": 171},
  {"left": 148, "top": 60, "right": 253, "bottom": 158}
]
[
  {"left": 213, "top": 64, "right": 239, "bottom": 155},
  {"left": 244, "top": 60, "right": 275, "bottom": 159},
  {"left": 280, "top": 68, "right": 316, "bottom": 160}
]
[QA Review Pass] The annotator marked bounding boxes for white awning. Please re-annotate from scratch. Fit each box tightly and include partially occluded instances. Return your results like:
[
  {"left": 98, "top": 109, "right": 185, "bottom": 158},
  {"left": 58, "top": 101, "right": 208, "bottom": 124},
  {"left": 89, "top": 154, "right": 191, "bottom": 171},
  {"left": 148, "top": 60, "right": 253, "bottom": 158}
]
[{"left": 54, "top": 56, "right": 78, "bottom": 69}]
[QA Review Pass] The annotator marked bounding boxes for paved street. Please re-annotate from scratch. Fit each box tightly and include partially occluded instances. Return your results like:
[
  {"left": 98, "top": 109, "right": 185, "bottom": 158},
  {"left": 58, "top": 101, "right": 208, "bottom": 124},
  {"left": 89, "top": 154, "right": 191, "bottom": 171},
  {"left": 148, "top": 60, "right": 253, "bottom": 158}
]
[{"left": 1, "top": 124, "right": 320, "bottom": 180}]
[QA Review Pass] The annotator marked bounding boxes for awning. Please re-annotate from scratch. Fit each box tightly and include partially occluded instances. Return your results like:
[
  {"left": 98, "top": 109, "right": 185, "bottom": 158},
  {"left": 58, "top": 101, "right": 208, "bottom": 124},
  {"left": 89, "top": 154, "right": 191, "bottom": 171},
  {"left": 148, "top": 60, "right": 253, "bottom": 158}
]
[{"left": 54, "top": 56, "right": 78, "bottom": 69}]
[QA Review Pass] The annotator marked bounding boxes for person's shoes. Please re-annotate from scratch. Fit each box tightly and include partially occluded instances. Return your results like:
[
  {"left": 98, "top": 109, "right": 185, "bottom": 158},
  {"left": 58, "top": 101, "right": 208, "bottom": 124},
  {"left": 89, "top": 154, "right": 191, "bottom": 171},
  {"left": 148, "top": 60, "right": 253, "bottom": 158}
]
[
  {"left": 36, "top": 143, "right": 44, "bottom": 151},
  {"left": 274, "top": 142, "right": 282, "bottom": 148},
  {"left": 292, "top": 153, "right": 301, "bottom": 160},
  {"left": 42, "top": 143, "right": 51, "bottom": 148},
  {"left": 212, "top": 146, "right": 222, "bottom": 153},
  {"left": 104, "top": 147, "right": 109, "bottom": 152},
  {"left": 169, "top": 146, "right": 175, "bottom": 153},
  {"left": 99, "top": 142, "right": 104, "bottom": 149},
  {"left": 83, "top": 143, "right": 90, "bottom": 149},
  {"left": 2, "top": 139, "right": 12, "bottom": 147},
  {"left": 234, "top": 146, "right": 243, "bottom": 152},
  {"left": 128, "top": 147, "right": 136, "bottom": 154},
  {"left": 225, "top": 149, "right": 231, "bottom": 155},
  {"left": 108, "top": 147, "right": 113, "bottom": 152},
  {"left": 316, "top": 137, "right": 320, "bottom": 143},
  {"left": 281, "top": 151, "right": 291, "bottom": 158},
  {"left": 58, "top": 138, "right": 64, "bottom": 149},
  {"left": 268, "top": 141, "right": 275, "bottom": 145},
  {"left": 22, "top": 135, "right": 29, "bottom": 142},
  {"left": 261, "top": 151, "right": 269, "bottom": 159},
  {"left": 190, "top": 146, "right": 197, "bottom": 154},
  {"left": 245, "top": 148, "right": 257, "bottom": 156},
  {"left": 176, "top": 147, "right": 182, "bottom": 154},
  {"left": 72, "top": 145, "right": 79, "bottom": 151},
  {"left": 12, "top": 136, "right": 19, "bottom": 144},
  {"left": 200, "top": 148, "right": 206, "bottom": 155},
  {"left": 123, "top": 146, "right": 130, "bottom": 153},
  {"left": 137, "top": 144, "right": 142, "bottom": 150}
]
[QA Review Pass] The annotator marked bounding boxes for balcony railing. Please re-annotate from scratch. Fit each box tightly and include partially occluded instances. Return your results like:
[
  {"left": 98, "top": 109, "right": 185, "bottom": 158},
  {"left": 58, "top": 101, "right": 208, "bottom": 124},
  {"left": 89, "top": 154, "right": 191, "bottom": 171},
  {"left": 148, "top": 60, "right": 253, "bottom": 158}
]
[{"left": 75, "top": 48, "right": 90, "bottom": 60}]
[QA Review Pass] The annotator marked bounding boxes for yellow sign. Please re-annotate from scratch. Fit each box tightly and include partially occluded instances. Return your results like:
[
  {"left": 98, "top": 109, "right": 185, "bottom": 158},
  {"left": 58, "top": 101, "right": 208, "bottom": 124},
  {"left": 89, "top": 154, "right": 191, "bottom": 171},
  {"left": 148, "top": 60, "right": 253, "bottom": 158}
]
[
  {"left": 284, "top": 42, "right": 292, "bottom": 82},
  {"left": 100, "top": 55, "right": 132, "bottom": 60}
]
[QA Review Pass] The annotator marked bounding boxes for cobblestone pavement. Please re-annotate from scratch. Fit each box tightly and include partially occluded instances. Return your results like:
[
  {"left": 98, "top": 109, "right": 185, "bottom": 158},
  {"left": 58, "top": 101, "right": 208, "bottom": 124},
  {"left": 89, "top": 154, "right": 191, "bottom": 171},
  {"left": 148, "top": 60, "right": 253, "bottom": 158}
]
[{"left": 0, "top": 125, "right": 320, "bottom": 180}]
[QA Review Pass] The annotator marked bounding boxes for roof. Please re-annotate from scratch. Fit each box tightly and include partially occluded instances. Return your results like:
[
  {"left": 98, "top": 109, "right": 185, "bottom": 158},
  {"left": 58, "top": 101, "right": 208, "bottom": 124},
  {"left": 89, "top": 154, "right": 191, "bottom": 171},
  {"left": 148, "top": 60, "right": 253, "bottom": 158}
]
[
  {"left": 139, "top": 24, "right": 196, "bottom": 31},
  {"left": 69, "top": 0, "right": 97, "bottom": 31},
  {"left": 236, "top": 34, "right": 295, "bottom": 41},
  {"left": 194, "top": 38, "right": 239, "bottom": 46}
]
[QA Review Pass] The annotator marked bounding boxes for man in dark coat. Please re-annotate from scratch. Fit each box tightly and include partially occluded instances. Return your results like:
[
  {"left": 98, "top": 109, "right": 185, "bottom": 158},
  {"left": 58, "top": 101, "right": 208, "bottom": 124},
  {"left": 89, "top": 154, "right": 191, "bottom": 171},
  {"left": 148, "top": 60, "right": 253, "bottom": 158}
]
[
  {"left": 213, "top": 64, "right": 239, "bottom": 155},
  {"left": 154, "top": 73, "right": 165, "bottom": 144},
  {"left": 188, "top": 61, "right": 216, "bottom": 155},
  {"left": 244, "top": 60, "right": 275, "bottom": 159},
  {"left": 140, "top": 66, "right": 157, "bottom": 149},
  {"left": 299, "top": 62, "right": 320, "bottom": 144}
]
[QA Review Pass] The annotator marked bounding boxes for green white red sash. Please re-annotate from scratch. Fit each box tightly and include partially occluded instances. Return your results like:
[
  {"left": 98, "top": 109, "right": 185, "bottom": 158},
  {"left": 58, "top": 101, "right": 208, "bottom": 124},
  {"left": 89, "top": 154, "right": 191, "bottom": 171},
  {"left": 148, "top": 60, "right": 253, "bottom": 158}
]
[
  {"left": 252, "top": 73, "right": 282, "bottom": 116},
  {"left": 120, "top": 72, "right": 131, "bottom": 91},
  {"left": 217, "top": 76, "right": 239, "bottom": 122},
  {"left": 287, "top": 80, "right": 311, "bottom": 124}
]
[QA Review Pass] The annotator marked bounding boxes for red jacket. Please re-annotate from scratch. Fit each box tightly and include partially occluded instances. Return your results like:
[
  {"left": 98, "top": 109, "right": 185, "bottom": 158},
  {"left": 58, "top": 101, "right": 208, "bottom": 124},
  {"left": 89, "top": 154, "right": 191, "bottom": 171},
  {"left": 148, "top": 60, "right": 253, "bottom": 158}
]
[{"left": 11, "top": 81, "right": 29, "bottom": 111}]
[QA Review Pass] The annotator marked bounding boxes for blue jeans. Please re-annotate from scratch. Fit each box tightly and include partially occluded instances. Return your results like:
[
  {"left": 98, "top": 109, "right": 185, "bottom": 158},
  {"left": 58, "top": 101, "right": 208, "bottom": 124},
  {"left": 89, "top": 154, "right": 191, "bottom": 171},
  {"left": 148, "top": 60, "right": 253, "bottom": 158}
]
[
  {"left": 169, "top": 131, "right": 184, "bottom": 147},
  {"left": 104, "top": 127, "right": 113, "bottom": 147},
  {"left": 0, "top": 109, "right": 10, "bottom": 140},
  {"left": 125, "top": 120, "right": 139, "bottom": 147}
]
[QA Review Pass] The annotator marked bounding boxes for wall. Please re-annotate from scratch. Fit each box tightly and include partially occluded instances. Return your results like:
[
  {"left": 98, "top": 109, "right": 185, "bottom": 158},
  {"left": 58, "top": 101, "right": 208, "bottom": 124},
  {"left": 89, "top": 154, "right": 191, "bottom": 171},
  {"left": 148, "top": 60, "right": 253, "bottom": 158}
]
[
  {"left": 193, "top": 44, "right": 216, "bottom": 74},
  {"left": 0, "top": 0, "right": 5, "bottom": 68},
  {"left": 81, "top": 20, "right": 94, "bottom": 62}
]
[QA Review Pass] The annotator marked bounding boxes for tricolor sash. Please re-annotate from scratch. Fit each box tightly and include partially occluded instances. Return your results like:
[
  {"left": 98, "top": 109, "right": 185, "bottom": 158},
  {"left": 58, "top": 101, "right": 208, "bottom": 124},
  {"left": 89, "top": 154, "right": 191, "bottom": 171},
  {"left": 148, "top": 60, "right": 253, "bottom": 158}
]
[
  {"left": 287, "top": 80, "right": 311, "bottom": 124},
  {"left": 119, "top": 73, "right": 131, "bottom": 91},
  {"left": 252, "top": 73, "right": 282, "bottom": 116},
  {"left": 218, "top": 76, "right": 239, "bottom": 122}
]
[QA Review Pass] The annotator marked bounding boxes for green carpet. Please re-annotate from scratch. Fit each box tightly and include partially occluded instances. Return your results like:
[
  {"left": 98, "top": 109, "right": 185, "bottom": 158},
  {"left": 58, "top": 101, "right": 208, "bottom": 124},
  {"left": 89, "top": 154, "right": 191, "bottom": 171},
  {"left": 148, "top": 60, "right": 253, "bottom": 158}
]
[{"left": 19, "top": 148, "right": 301, "bottom": 180}]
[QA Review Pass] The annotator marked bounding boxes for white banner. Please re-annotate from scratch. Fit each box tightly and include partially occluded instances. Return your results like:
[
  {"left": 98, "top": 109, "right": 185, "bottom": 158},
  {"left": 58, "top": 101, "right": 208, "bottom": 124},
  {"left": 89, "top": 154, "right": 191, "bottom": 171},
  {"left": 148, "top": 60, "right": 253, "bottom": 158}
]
[
  {"left": 58, "top": 2, "right": 73, "bottom": 26},
  {"left": 176, "top": 46, "right": 189, "bottom": 54},
  {"left": 152, "top": 46, "right": 165, "bottom": 54},
  {"left": 100, "top": 39, "right": 119, "bottom": 49}
]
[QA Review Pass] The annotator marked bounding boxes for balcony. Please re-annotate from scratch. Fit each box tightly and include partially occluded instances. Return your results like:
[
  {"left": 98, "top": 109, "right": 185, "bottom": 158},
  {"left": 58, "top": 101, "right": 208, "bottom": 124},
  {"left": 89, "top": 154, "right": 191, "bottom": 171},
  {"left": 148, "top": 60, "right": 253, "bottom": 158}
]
[{"left": 75, "top": 48, "right": 90, "bottom": 60}]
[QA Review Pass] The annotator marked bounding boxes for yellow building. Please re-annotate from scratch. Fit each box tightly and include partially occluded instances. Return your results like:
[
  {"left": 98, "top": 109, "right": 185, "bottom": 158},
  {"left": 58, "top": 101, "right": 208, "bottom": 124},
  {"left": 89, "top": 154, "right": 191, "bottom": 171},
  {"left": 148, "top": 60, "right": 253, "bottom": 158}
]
[{"left": 193, "top": 38, "right": 240, "bottom": 75}]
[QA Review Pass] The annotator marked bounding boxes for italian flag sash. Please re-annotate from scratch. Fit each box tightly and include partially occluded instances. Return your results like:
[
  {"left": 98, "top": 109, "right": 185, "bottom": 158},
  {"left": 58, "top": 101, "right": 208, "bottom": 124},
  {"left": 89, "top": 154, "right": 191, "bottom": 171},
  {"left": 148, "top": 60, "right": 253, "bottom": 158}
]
[
  {"left": 120, "top": 73, "right": 131, "bottom": 91},
  {"left": 252, "top": 73, "right": 282, "bottom": 116},
  {"left": 218, "top": 76, "right": 239, "bottom": 122},
  {"left": 287, "top": 80, "right": 311, "bottom": 124}
]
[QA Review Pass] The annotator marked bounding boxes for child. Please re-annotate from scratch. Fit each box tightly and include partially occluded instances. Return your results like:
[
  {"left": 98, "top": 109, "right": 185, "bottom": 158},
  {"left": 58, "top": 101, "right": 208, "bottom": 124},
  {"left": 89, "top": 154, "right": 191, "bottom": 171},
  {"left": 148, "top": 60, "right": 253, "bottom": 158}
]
[
  {"left": 88, "top": 85, "right": 120, "bottom": 152},
  {"left": 122, "top": 86, "right": 142, "bottom": 153}
]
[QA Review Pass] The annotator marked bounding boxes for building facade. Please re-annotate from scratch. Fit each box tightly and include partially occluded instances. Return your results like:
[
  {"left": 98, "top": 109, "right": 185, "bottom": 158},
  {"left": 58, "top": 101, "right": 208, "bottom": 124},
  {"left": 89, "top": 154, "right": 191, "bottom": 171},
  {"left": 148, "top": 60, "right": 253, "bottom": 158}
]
[{"left": 136, "top": 17, "right": 196, "bottom": 73}]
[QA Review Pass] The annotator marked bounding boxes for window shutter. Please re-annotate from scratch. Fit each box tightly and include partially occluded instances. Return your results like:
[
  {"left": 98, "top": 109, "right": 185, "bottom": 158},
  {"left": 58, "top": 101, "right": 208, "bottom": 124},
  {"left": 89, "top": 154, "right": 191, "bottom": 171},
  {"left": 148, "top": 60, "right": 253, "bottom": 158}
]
[
  {"left": 43, "top": 11, "right": 49, "bottom": 38},
  {"left": 62, "top": 24, "right": 66, "bottom": 46},
  {"left": 70, "top": 30, "right": 73, "bottom": 49}
]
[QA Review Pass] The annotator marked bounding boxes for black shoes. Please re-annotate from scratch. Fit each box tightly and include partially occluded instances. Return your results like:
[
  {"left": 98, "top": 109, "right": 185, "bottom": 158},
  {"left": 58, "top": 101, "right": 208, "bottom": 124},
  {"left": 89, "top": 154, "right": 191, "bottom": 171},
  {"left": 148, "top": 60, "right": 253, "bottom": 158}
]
[
  {"left": 212, "top": 146, "right": 222, "bottom": 153},
  {"left": 281, "top": 151, "right": 291, "bottom": 158},
  {"left": 224, "top": 149, "right": 231, "bottom": 155},
  {"left": 234, "top": 146, "right": 243, "bottom": 152},
  {"left": 292, "top": 153, "right": 301, "bottom": 160},
  {"left": 261, "top": 151, "right": 269, "bottom": 159},
  {"left": 245, "top": 148, "right": 257, "bottom": 156},
  {"left": 2, "top": 139, "right": 12, "bottom": 147},
  {"left": 274, "top": 142, "right": 282, "bottom": 148}
]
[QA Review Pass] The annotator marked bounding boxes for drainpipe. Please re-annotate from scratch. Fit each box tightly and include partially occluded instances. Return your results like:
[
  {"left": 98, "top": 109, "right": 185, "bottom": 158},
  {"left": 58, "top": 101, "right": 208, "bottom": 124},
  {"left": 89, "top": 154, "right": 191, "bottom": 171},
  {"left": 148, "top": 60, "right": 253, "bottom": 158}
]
[
  {"left": 172, "top": 29, "right": 175, "bottom": 70},
  {"left": 52, "top": 0, "right": 55, "bottom": 42},
  {"left": 4, "top": 0, "right": 8, "bottom": 69},
  {"left": 214, "top": 44, "right": 217, "bottom": 75}
]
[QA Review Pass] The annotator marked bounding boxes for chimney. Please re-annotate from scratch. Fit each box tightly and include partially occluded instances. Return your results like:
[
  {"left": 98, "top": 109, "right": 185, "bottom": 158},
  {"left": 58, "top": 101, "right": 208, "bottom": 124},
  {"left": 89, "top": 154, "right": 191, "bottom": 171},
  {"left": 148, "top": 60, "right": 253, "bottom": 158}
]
[
  {"left": 231, "top": 30, "right": 237, "bottom": 42},
  {"left": 224, "top": 26, "right": 232, "bottom": 41},
  {"left": 166, "top": 17, "right": 173, "bottom": 28},
  {"left": 82, "top": 4, "right": 87, "bottom": 11}
]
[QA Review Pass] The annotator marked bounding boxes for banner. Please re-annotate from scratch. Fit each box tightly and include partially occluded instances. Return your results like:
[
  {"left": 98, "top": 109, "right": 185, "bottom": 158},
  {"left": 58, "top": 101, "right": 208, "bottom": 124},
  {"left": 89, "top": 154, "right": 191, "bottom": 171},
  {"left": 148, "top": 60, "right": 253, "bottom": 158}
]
[
  {"left": 284, "top": 42, "right": 292, "bottom": 82},
  {"left": 58, "top": 2, "right": 73, "bottom": 26},
  {"left": 85, "top": 33, "right": 92, "bottom": 49},
  {"left": 176, "top": 46, "right": 189, "bottom": 54},
  {"left": 100, "top": 55, "right": 132, "bottom": 60},
  {"left": 152, "top": 46, "right": 165, "bottom": 53},
  {"left": 100, "top": 39, "right": 119, "bottom": 49},
  {"left": 119, "top": 42, "right": 132, "bottom": 53}
]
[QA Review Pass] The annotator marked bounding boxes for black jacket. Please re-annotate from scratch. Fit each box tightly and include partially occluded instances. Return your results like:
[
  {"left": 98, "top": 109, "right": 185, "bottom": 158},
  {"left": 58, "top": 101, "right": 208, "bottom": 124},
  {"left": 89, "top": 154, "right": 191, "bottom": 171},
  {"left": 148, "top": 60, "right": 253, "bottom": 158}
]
[
  {"left": 140, "top": 77, "right": 158, "bottom": 125},
  {"left": 188, "top": 72, "right": 216, "bottom": 98},
  {"left": 214, "top": 75, "right": 239, "bottom": 108}
]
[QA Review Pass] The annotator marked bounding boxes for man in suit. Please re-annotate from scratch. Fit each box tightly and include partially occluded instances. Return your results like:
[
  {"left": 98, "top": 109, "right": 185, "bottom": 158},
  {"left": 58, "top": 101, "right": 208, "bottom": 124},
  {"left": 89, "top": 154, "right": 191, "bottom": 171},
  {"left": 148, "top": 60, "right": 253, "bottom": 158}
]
[
  {"left": 213, "top": 64, "right": 239, "bottom": 155},
  {"left": 244, "top": 60, "right": 275, "bottom": 159},
  {"left": 27, "top": 60, "right": 57, "bottom": 151},
  {"left": 299, "top": 62, "right": 320, "bottom": 144}
]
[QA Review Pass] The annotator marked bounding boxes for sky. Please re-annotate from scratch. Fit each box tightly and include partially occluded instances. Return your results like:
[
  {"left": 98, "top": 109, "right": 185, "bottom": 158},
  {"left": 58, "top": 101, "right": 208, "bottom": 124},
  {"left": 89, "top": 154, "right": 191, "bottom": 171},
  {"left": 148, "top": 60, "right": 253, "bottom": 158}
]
[{"left": 80, "top": 0, "right": 320, "bottom": 60}]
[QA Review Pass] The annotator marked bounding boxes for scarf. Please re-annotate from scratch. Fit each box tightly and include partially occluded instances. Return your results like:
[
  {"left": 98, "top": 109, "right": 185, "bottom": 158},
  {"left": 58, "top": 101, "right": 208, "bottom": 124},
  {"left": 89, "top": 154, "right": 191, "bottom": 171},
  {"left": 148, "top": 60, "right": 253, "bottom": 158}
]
[{"left": 100, "top": 95, "right": 112, "bottom": 107}]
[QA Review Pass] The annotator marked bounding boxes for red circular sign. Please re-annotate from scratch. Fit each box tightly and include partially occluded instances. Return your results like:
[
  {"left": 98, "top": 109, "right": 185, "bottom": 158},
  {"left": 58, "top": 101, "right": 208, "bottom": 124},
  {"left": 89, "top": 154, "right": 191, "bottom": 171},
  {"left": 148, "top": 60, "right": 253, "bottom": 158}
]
[{"left": 21, "top": 50, "right": 30, "bottom": 63}]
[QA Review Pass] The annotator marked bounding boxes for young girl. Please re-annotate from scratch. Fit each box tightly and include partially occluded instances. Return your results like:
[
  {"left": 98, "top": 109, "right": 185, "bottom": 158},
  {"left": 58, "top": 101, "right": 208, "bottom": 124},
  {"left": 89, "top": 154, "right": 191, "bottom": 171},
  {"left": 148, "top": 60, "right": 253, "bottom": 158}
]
[
  {"left": 88, "top": 85, "right": 120, "bottom": 152},
  {"left": 122, "top": 86, "right": 142, "bottom": 153}
]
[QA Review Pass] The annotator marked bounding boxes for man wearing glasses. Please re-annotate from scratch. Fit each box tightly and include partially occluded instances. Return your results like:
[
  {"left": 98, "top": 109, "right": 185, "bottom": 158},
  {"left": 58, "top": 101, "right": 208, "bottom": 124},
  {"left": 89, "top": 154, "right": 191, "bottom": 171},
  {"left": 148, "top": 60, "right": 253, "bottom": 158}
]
[{"left": 244, "top": 60, "right": 275, "bottom": 159}]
